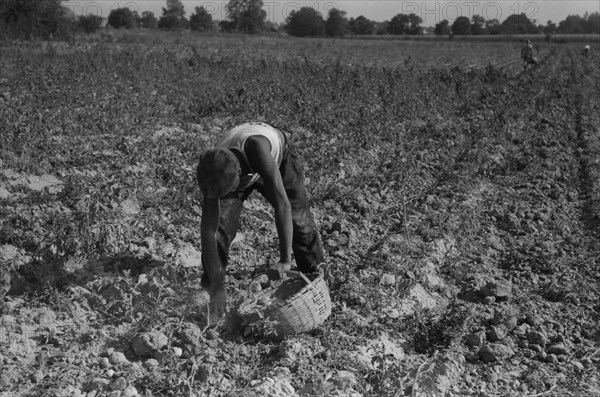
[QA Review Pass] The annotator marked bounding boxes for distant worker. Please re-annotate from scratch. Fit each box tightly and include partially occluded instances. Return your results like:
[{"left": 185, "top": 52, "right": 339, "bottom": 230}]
[
  {"left": 583, "top": 45, "right": 590, "bottom": 57},
  {"left": 520, "top": 39, "right": 538, "bottom": 70}
]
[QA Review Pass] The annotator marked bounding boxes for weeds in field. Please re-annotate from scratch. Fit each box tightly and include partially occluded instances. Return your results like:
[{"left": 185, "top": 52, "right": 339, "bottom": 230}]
[
  {"left": 367, "top": 347, "right": 405, "bottom": 396},
  {"left": 1, "top": 40, "right": 478, "bottom": 294},
  {"left": 2, "top": 39, "right": 600, "bottom": 396},
  {"left": 411, "top": 301, "right": 471, "bottom": 355}
]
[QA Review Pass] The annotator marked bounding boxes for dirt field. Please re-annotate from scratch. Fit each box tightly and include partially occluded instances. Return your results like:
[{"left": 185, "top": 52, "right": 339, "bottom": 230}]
[{"left": 1, "top": 35, "right": 599, "bottom": 396}]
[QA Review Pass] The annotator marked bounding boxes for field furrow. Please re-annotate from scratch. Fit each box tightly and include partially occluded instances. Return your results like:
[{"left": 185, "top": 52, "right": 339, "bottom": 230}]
[{"left": 1, "top": 37, "right": 599, "bottom": 397}]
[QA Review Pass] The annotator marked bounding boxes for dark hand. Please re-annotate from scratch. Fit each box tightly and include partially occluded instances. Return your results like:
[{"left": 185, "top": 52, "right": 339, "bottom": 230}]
[{"left": 267, "top": 261, "right": 291, "bottom": 280}]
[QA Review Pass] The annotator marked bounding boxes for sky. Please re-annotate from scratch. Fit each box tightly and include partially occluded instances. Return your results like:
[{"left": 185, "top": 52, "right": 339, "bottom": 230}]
[{"left": 64, "top": 0, "right": 600, "bottom": 26}]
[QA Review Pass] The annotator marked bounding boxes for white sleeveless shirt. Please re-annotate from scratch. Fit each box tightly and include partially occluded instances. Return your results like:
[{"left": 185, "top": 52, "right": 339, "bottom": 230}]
[{"left": 216, "top": 123, "right": 284, "bottom": 189}]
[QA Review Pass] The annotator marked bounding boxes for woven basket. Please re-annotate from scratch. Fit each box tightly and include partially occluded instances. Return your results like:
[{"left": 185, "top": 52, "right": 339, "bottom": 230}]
[{"left": 238, "top": 271, "right": 332, "bottom": 337}]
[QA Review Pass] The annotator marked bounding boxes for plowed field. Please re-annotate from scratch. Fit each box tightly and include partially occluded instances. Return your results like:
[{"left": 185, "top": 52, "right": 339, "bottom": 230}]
[{"left": 1, "top": 36, "right": 599, "bottom": 397}]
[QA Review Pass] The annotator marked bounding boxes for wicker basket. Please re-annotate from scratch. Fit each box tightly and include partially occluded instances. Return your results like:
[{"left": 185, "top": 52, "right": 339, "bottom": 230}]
[{"left": 238, "top": 271, "right": 332, "bottom": 337}]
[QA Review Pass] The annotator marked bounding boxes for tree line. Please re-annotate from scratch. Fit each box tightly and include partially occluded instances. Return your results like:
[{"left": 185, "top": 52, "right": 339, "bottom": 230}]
[
  {"left": 1, "top": 0, "right": 598, "bottom": 40},
  {"left": 435, "top": 12, "right": 600, "bottom": 36}
]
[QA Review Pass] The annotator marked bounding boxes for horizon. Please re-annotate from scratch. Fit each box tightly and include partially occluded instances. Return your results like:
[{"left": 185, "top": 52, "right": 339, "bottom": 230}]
[{"left": 64, "top": 1, "right": 600, "bottom": 27}]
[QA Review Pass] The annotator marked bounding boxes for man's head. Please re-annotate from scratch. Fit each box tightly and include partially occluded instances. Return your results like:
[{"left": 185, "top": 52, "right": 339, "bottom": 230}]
[{"left": 197, "top": 148, "right": 241, "bottom": 199}]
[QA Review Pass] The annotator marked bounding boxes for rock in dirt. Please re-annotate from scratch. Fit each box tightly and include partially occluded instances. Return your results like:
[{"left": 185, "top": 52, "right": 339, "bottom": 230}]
[
  {"left": 121, "top": 385, "right": 139, "bottom": 397},
  {"left": 1, "top": 171, "right": 63, "bottom": 193},
  {"left": 31, "top": 369, "right": 44, "bottom": 383},
  {"left": 573, "top": 361, "right": 585, "bottom": 372},
  {"left": 250, "top": 376, "right": 295, "bottom": 396},
  {"left": 255, "top": 274, "right": 270, "bottom": 287},
  {"left": 527, "top": 331, "right": 548, "bottom": 347},
  {"left": 0, "top": 186, "right": 10, "bottom": 199},
  {"left": 28, "top": 174, "right": 63, "bottom": 192},
  {"left": 249, "top": 281, "right": 262, "bottom": 293},
  {"left": 480, "top": 279, "right": 512, "bottom": 299},
  {"left": 132, "top": 332, "right": 168, "bottom": 357},
  {"left": 397, "top": 283, "right": 440, "bottom": 316},
  {"left": 491, "top": 305, "right": 519, "bottom": 329},
  {"left": 524, "top": 368, "right": 555, "bottom": 390},
  {"left": 0, "top": 244, "right": 31, "bottom": 267},
  {"left": 0, "top": 245, "right": 19, "bottom": 262},
  {"left": 195, "top": 365, "right": 210, "bottom": 383},
  {"left": 379, "top": 273, "right": 396, "bottom": 286},
  {"left": 487, "top": 235, "right": 504, "bottom": 252},
  {"left": 98, "top": 357, "right": 111, "bottom": 368},
  {"left": 512, "top": 323, "right": 530, "bottom": 339},
  {"left": 525, "top": 312, "right": 544, "bottom": 327},
  {"left": 120, "top": 198, "right": 141, "bottom": 216},
  {"left": 354, "top": 333, "right": 404, "bottom": 367},
  {"left": 547, "top": 343, "right": 569, "bottom": 355},
  {"left": 175, "top": 244, "right": 202, "bottom": 268},
  {"left": 333, "top": 370, "right": 358, "bottom": 389},
  {"left": 110, "top": 377, "right": 127, "bottom": 391},
  {"left": 83, "top": 377, "right": 111, "bottom": 392},
  {"left": 486, "top": 372, "right": 498, "bottom": 384},
  {"left": 529, "top": 344, "right": 543, "bottom": 353},
  {"left": 465, "top": 332, "right": 486, "bottom": 347},
  {"left": 34, "top": 309, "right": 57, "bottom": 324},
  {"left": 412, "top": 354, "right": 464, "bottom": 397},
  {"left": 215, "top": 374, "right": 232, "bottom": 391},
  {"left": 171, "top": 347, "right": 183, "bottom": 357},
  {"left": 1, "top": 315, "right": 16, "bottom": 325},
  {"left": 109, "top": 351, "right": 129, "bottom": 366},
  {"left": 487, "top": 325, "right": 508, "bottom": 342},
  {"left": 179, "top": 324, "right": 204, "bottom": 349},
  {"left": 278, "top": 339, "right": 308, "bottom": 362},
  {"left": 2, "top": 297, "right": 24, "bottom": 312},
  {"left": 0, "top": 371, "right": 13, "bottom": 388},
  {"left": 547, "top": 354, "right": 559, "bottom": 363},
  {"left": 478, "top": 343, "right": 515, "bottom": 362}
]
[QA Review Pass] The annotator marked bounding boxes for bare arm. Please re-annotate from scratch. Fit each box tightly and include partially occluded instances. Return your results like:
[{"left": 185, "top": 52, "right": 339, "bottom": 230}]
[
  {"left": 201, "top": 197, "right": 228, "bottom": 321},
  {"left": 201, "top": 198, "right": 224, "bottom": 292},
  {"left": 245, "top": 136, "right": 293, "bottom": 264}
]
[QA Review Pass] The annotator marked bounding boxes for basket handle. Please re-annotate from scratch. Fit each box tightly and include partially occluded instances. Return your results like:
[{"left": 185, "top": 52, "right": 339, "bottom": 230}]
[{"left": 285, "top": 270, "right": 312, "bottom": 285}]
